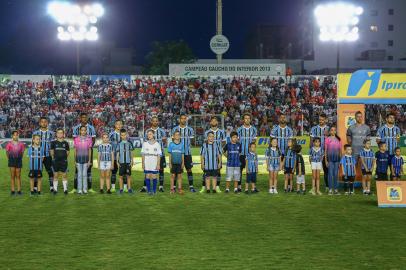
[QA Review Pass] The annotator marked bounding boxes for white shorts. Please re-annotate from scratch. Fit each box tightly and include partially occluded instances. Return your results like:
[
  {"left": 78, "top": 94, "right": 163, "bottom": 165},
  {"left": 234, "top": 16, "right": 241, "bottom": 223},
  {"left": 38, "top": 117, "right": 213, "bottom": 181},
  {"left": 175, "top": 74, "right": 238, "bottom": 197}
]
[
  {"left": 311, "top": 162, "right": 322, "bottom": 170},
  {"left": 99, "top": 161, "right": 112, "bottom": 171},
  {"left": 296, "top": 175, "right": 305, "bottom": 184},
  {"left": 226, "top": 167, "right": 240, "bottom": 181}
]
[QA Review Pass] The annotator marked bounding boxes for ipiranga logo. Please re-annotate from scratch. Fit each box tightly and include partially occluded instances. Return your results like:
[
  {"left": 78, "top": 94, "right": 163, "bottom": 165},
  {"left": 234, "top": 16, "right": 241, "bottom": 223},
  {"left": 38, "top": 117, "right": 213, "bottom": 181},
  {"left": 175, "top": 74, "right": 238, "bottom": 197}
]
[
  {"left": 347, "top": 70, "right": 381, "bottom": 96},
  {"left": 347, "top": 69, "right": 406, "bottom": 97}
]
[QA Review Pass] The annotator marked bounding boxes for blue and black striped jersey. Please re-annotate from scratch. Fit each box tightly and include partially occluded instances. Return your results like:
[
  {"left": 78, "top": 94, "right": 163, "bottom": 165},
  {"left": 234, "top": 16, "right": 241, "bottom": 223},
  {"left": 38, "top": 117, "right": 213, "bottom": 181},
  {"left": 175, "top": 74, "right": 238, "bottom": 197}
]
[
  {"left": 375, "top": 151, "right": 390, "bottom": 174},
  {"left": 309, "top": 147, "right": 324, "bottom": 163},
  {"left": 32, "top": 129, "right": 55, "bottom": 157},
  {"left": 310, "top": 125, "right": 329, "bottom": 148},
  {"left": 200, "top": 142, "right": 221, "bottom": 170},
  {"left": 98, "top": 143, "right": 113, "bottom": 162},
  {"left": 28, "top": 146, "right": 44, "bottom": 170},
  {"left": 246, "top": 152, "right": 258, "bottom": 173},
  {"left": 284, "top": 148, "right": 296, "bottom": 168},
  {"left": 377, "top": 125, "right": 401, "bottom": 155},
  {"left": 265, "top": 147, "right": 281, "bottom": 167},
  {"left": 270, "top": 125, "right": 294, "bottom": 155},
  {"left": 392, "top": 156, "right": 404, "bottom": 175},
  {"left": 237, "top": 125, "right": 257, "bottom": 155},
  {"left": 73, "top": 123, "right": 97, "bottom": 138},
  {"left": 223, "top": 142, "right": 241, "bottom": 167},
  {"left": 116, "top": 141, "right": 134, "bottom": 164},
  {"left": 340, "top": 155, "right": 356, "bottom": 177},
  {"left": 359, "top": 148, "right": 375, "bottom": 171}
]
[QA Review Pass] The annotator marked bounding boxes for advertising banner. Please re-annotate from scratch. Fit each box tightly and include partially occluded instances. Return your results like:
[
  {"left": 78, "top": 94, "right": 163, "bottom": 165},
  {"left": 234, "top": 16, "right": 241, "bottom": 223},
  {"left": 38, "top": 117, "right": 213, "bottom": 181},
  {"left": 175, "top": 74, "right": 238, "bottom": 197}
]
[
  {"left": 338, "top": 70, "right": 406, "bottom": 104},
  {"left": 169, "top": 64, "right": 285, "bottom": 77},
  {"left": 377, "top": 181, "right": 406, "bottom": 208}
]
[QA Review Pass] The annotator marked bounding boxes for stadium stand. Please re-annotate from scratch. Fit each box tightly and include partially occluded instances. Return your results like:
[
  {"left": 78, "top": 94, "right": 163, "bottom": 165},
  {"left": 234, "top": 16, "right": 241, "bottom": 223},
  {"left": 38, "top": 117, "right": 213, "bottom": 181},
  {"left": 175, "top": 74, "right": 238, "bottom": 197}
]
[{"left": 0, "top": 76, "right": 404, "bottom": 139}]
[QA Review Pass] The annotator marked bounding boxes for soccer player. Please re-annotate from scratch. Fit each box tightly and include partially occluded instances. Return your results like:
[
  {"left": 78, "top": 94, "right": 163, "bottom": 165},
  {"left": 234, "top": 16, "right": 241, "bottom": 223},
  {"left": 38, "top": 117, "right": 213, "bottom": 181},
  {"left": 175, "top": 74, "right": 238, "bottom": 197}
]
[
  {"left": 266, "top": 137, "right": 281, "bottom": 194},
  {"left": 109, "top": 120, "right": 124, "bottom": 192},
  {"left": 309, "top": 138, "right": 324, "bottom": 195},
  {"left": 33, "top": 117, "right": 55, "bottom": 192},
  {"left": 73, "top": 126, "right": 93, "bottom": 195},
  {"left": 391, "top": 147, "right": 404, "bottom": 181},
  {"left": 346, "top": 111, "right": 371, "bottom": 171},
  {"left": 341, "top": 145, "right": 356, "bottom": 195},
  {"left": 28, "top": 135, "right": 44, "bottom": 196},
  {"left": 141, "top": 116, "right": 167, "bottom": 193},
  {"left": 5, "top": 131, "right": 25, "bottom": 196},
  {"left": 201, "top": 116, "right": 226, "bottom": 193},
  {"left": 375, "top": 142, "right": 390, "bottom": 181},
  {"left": 98, "top": 133, "right": 114, "bottom": 194},
  {"left": 283, "top": 138, "right": 296, "bottom": 193},
  {"left": 223, "top": 131, "right": 241, "bottom": 193},
  {"left": 376, "top": 113, "right": 401, "bottom": 180},
  {"left": 200, "top": 131, "right": 222, "bottom": 193},
  {"left": 171, "top": 114, "right": 196, "bottom": 192},
  {"left": 271, "top": 113, "right": 294, "bottom": 158},
  {"left": 71, "top": 112, "right": 97, "bottom": 194},
  {"left": 116, "top": 129, "right": 134, "bottom": 194},
  {"left": 295, "top": 145, "right": 305, "bottom": 195},
  {"left": 325, "top": 127, "right": 342, "bottom": 195},
  {"left": 359, "top": 139, "right": 375, "bottom": 195},
  {"left": 245, "top": 142, "right": 259, "bottom": 194},
  {"left": 168, "top": 131, "right": 185, "bottom": 194},
  {"left": 50, "top": 128, "right": 70, "bottom": 195},
  {"left": 142, "top": 129, "right": 162, "bottom": 195},
  {"left": 237, "top": 113, "right": 257, "bottom": 192},
  {"left": 310, "top": 114, "right": 329, "bottom": 191}
]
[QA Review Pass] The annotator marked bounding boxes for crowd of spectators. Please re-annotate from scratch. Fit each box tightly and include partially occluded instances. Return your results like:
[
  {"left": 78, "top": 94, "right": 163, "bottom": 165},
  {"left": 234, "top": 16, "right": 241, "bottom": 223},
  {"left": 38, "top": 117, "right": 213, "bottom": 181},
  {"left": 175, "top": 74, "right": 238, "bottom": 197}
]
[{"left": 0, "top": 76, "right": 404, "bottom": 139}]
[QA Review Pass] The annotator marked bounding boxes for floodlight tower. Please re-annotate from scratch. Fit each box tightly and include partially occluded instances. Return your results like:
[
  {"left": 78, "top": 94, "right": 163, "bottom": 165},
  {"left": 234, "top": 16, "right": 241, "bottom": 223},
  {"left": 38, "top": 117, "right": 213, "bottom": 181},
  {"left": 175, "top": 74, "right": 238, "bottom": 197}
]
[
  {"left": 314, "top": 2, "right": 363, "bottom": 73},
  {"left": 47, "top": 1, "right": 104, "bottom": 75}
]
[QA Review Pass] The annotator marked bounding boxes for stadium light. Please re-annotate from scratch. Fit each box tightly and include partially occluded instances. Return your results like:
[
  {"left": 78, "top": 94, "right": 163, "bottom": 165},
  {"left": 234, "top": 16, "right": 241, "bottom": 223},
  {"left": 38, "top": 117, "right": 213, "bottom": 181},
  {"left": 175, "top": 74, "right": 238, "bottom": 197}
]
[
  {"left": 47, "top": 1, "right": 104, "bottom": 74},
  {"left": 314, "top": 2, "right": 363, "bottom": 72}
]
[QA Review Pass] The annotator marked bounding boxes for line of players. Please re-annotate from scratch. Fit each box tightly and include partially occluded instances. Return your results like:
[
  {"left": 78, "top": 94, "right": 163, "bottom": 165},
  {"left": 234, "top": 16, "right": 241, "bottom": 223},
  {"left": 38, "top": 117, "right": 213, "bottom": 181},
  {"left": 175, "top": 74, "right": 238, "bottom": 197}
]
[{"left": 4, "top": 112, "right": 404, "bottom": 196}]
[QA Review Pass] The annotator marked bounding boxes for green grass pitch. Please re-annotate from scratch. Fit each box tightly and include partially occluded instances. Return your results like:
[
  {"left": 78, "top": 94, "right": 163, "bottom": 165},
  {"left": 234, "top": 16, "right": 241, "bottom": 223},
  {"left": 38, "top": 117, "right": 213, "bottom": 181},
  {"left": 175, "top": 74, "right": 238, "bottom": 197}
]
[{"left": 0, "top": 148, "right": 405, "bottom": 270}]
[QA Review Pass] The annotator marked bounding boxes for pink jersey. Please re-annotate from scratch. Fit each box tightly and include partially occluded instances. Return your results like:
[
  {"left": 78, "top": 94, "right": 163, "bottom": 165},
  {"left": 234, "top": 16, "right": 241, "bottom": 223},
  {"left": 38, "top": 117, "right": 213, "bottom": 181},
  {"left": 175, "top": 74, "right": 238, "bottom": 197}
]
[
  {"left": 5, "top": 141, "right": 25, "bottom": 159},
  {"left": 73, "top": 136, "right": 93, "bottom": 163}
]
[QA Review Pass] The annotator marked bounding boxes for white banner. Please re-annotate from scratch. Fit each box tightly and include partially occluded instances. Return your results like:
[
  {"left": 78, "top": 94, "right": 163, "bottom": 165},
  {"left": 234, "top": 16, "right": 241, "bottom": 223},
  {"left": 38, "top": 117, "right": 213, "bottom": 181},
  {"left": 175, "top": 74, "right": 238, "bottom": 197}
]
[{"left": 169, "top": 63, "right": 286, "bottom": 77}]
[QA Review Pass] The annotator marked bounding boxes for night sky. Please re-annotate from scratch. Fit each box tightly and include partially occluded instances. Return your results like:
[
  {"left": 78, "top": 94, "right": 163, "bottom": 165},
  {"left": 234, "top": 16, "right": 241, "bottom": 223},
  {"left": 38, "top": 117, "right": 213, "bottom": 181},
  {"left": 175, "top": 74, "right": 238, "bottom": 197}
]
[{"left": 0, "top": 0, "right": 301, "bottom": 73}]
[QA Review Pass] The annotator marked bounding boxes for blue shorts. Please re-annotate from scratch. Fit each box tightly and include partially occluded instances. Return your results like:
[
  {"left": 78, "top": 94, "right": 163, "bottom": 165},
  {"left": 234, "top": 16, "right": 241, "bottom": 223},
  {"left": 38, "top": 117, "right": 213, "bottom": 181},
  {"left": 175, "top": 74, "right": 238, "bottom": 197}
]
[
  {"left": 268, "top": 164, "right": 280, "bottom": 171},
  {"left": 246, "top": 173, "right": 257, "bottom": 183},
  {"left": 144, "top": 170, "right": 158, "bottom": 174}
]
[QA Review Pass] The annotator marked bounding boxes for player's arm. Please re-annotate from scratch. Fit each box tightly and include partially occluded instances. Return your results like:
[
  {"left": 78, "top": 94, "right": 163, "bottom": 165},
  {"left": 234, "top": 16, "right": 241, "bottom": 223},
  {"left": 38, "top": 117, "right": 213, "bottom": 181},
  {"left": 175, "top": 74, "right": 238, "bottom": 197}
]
[
  {"left": 266, "top": 154, "right": 269, "bottom": 171},
  {"left": 141, "top": 154, "right": 145, "bottom": 170},
  {"left": 223, "top": 145, "right": 228, "bottom": 158},
  {"left": 200, "top": 154, "right": 204, "bottom": 171},
  {"left": 156, "top": 154, "right": 161, "bottom": 171},
  {"left": 97, "top": 148, "right": 101, "bottom": 167},
  {"left": 360, "top": 156, "right": 367, "bottom": 172},
  {"left": 66, "top": 144, "right": 70, "bottom": 157},
  {"left": 88, "top": 148, "right": 92, "bottom": 166},
  {"left": 346, "top": 128, "right": 352, "bottom": 145},
  {"left": 130, "top": 148, "right": 134, "bottom": 167},
  {"left": 245, "top": 158, "right": 248, "bottom": 173},
  {"left": 181, "top": 154, "right": 185, "bottom": 169},
  {"left": 340, "top": 158, "right": 346, "bottom": 177}
]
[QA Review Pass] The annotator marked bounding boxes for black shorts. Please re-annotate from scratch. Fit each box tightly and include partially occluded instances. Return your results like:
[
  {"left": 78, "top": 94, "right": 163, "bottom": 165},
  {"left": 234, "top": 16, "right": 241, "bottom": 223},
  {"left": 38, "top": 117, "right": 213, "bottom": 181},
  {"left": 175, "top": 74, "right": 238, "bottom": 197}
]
[
  {"left": 53, "top": 160, "right": 68, "bottom": 173},
  {"left": 29, "top": 170, "right": 42, "bottom": 178},
  {"left": 160, "top": 155, "right": 167, "bottom": 170},
  {"left": 171, "top": 164, "right": 183, "bottom": 174},
  {"left": 362, "top": 169, "right": 372, "bottom": 176},
  {"left": 184, "top": 155, "right": 193, "bottom": 170},
  {"left": 284, "top": 167, "right": 293, "bottom": 174},
  {"left": 377, "top": 173, "right": 388, "bottom": 181},
  {"left": 343, "top": 176, "right": 355, "bottom": 182},
  {"left": 119, "top": 163, "right": 132, "bottom": 176},
  {"left": 204, "top": 170, "right": 218, "bottom": 177},
  {"left": 8, "top": 157, "right": 22, "bottom": 168},
  {"left": 246, "top": 173, "right": 257, "bottom": 183},
  {"left": 240, "top": 155, "right": 246, "bottom": 170},
  {"left": 43, "top": 156, "right": 53, "bottom": 171}
]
